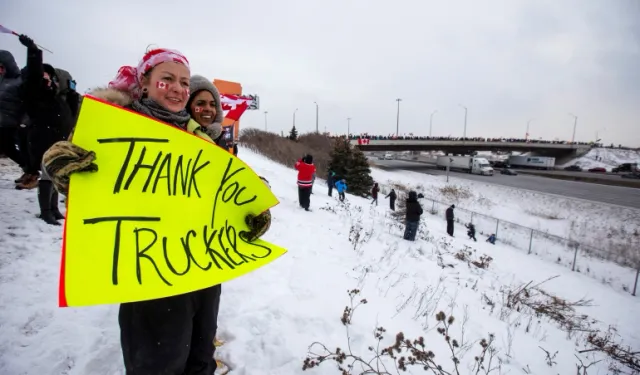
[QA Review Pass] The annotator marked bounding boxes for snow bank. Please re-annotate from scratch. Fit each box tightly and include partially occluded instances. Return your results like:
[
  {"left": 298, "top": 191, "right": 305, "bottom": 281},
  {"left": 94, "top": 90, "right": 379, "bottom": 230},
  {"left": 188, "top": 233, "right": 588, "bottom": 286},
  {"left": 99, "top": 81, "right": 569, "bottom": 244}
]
[
  {"left": 561, "top": 148, "right": 640, "bottom": 171},
  {"left": 0, "top": 149, "right": 639, "bottom": 375}
]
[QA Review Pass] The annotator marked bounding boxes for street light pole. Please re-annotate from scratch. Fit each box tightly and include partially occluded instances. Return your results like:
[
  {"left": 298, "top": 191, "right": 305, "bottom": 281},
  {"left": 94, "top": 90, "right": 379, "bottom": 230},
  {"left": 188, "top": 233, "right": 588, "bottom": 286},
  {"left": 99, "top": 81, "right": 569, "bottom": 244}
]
[
  {"left": 459, "top": 104, "right": 468, "bottom": 139},
  {"left": 429, "top": 110, "right": 437, "bottom": 137},
  {"left": 293, "top": 108, "right": 298, "bottom": 128},
  {"left": 526, "top": 118, "right": 534, "bottom": 140},
  {"left": 347, "top": 117, "right": 351, "bottom": 136},
  {"left": 395, "top": 98, "right": 402, "bottom": 136},
  {"left": 568, "top": 113, "right": 578, "bottom": 144},
  {"left": 314, "top": 102, "right": 319, "bottom": 133},
  {"left": 264, "top": 111, "right": 268, "bottom": 131}
]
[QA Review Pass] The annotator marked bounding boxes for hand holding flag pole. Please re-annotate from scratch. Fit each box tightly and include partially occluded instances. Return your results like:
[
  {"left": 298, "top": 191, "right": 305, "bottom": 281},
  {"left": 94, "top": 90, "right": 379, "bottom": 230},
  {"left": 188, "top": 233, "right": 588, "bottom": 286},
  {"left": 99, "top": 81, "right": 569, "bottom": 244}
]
[{"left": 0, "top": 24, "right": 54, "bottom": 54}]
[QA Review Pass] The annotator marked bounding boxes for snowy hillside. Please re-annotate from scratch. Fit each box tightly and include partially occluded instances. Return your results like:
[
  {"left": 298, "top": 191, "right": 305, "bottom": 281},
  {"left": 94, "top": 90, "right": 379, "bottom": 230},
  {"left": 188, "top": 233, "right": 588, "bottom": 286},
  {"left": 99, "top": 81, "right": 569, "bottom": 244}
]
[
  {"left": 562, "top": 148, "right": 640, "bottom": 171},
  {"left": 1, "top": 149, "right": 639, "bottom": 375}
]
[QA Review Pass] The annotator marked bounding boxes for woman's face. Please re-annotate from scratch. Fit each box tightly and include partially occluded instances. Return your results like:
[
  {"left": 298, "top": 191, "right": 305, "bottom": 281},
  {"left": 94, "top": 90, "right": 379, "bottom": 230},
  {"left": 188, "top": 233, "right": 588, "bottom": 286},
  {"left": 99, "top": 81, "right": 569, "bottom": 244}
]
[
  {"left": 190, "top": 90, "right": 217, "bottom": 126},
  {"left": 141, "top": 61, "right": 190, "bottom": 112}
]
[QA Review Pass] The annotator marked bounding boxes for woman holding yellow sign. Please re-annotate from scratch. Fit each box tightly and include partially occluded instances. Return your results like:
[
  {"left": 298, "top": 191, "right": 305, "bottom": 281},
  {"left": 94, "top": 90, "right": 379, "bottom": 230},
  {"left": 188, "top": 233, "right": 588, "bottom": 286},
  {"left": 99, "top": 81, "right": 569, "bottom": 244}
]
[{"left": 42, "top": 47, "right": 272, "bottom": 375}]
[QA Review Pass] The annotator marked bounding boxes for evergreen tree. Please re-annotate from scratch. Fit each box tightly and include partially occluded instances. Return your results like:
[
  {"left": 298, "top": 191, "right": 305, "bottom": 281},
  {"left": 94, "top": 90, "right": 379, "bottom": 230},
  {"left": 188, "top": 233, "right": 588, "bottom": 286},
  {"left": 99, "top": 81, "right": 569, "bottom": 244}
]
[
  {"left": 346, "top": 146, "right": 374, "bottom": 197},
  {"left": 328, "top": 138, "right": 373, "bottom": 197},
  {"left": 288, "top": 125, "right": 298, "bottom": 141}
]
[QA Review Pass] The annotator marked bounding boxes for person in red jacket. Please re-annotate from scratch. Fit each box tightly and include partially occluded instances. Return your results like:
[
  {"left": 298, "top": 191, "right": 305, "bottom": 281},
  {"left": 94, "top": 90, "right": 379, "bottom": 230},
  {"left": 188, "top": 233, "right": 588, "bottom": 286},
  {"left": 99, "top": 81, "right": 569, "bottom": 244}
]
[
  {"left": 371, "top": 182, "right": 380, "bottom": 206},
  {"left": 295, "top": 154, "right": 316, "bottom": 211}
]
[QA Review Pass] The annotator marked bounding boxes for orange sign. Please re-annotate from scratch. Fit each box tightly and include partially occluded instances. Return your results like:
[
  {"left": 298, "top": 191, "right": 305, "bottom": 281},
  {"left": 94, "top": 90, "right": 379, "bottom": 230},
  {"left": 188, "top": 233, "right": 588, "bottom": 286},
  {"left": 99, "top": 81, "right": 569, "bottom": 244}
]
[{"left": 214, "top": 79, "right": 242, "bottom": 140}]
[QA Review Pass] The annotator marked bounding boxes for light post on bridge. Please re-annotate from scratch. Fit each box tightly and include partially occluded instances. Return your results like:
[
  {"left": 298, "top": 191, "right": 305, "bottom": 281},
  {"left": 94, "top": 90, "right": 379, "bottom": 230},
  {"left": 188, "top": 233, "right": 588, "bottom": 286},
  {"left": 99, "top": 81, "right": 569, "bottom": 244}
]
[
  {"left": 568, "top": 113, "right": 578, "bottom": 144},
  {"left": 347, "top": 117, "right": 351, "bottom": 137},
  {"left": 264, "top": 111, "right": 268, "bottom": 131},
  {"left": 429, "top": 110, "right": 437, "bottom": 137},
  {"left": 314, "top": 101, "right": 319, "bottom": 133},
  {"left": 459, "top": 104, "right": 468, "bottom": 140},
  {"left": 526, "top": 118, "right": 534, "bottom": 140},
  {"left": 395, "top": 98, "right": 402, "bottom": 137},
  {"left": 293, "top": 108, "right": 298, "bottom": 129}
]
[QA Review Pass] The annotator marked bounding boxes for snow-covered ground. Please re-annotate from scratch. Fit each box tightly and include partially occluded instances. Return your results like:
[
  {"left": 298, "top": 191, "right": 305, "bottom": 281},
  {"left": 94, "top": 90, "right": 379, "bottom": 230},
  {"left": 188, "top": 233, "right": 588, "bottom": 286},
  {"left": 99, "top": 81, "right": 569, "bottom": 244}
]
[
  {"left": 1, "top": 149, "right": 639, "bottom": 375},
  {"left": 561, "top": 147, "right": 640, "bottom": 171}
]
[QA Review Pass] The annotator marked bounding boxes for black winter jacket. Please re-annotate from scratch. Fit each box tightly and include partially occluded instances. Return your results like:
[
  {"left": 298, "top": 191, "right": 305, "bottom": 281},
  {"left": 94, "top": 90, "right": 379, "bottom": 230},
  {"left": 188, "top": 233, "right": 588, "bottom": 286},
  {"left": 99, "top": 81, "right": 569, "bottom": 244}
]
[
  {"left": 405, "top": 197, "right": 423, "bottom": 222},
  {"left": 446, "top": 207, "right": 455, "bottom": 221},
  {"left": 0, "top": 50, "right": 23, "bottom": 128},
  {"left": 23, "top": 46, "right": 77, "bottom": 164}
]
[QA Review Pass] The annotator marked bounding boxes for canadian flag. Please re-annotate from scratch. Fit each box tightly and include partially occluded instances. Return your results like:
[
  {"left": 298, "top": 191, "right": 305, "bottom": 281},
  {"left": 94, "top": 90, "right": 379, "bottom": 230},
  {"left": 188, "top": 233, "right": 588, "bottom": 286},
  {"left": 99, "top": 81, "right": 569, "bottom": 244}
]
[
  {"left": 220, "top": 94, "right": 253, "bottom": 121},
  {"left": 357, "top": 138, "right": 370, "bottom": 145}
]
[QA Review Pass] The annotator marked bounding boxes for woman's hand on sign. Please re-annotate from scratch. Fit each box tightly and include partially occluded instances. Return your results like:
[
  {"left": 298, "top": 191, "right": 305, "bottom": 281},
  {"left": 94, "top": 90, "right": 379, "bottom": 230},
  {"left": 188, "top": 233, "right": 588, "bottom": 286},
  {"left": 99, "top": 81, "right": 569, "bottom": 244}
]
[
  {"left": 43, "top": 141, "right": 99, "bottom": 196},
  {"left": 242, "top": 210, "right": 272, "bottom": 242}
]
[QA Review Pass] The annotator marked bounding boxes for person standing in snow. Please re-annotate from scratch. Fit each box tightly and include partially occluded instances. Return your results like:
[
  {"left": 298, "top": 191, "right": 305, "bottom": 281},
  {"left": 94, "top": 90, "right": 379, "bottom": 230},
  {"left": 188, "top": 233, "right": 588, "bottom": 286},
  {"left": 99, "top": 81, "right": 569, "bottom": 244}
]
[
  {"left": 327, "top": 170, "right": 336, "bottom": 197},
  {"left": 403, "top": 191, "right": 423, "bottom": 241},
  {"left": 385, "top": 188, "right": 397, "bottom": 211},
  {"left": 371, "top": 182, "right": 380, "bottom": 206},
  {"left": 43, "top": 47, "right": 271, "bottom": 375},
  {"left": 445, "top": 204, "right": 455, "bottom": 237},
  {"left": 18, "top": 35, "right": 78, "bottom": 224},
  {"left": 335, "top": 178, "right": 347, "bottom": 202},
  {"left": 0, "top": 49, "right": 28, "bottom": 181},
  {"left": 486, "top": 233, "right": 496, "bottom": 245},
  {"left": 185, "top": 75, "right": 227, "bottom": 148},
  {"left": 466, "top": 222, "right": 477, "bottom": 241},
  {"left": 295, "top": 154, "right": 316, "bottom": 211}
]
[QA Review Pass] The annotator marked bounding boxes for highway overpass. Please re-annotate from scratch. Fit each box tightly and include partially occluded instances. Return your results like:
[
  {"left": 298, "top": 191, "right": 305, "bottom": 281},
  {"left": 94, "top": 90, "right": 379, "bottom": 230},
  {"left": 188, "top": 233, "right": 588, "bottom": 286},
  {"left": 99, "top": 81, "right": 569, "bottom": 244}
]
[{"left": 351, "top": 139, "right": 592, "bottom": 162}]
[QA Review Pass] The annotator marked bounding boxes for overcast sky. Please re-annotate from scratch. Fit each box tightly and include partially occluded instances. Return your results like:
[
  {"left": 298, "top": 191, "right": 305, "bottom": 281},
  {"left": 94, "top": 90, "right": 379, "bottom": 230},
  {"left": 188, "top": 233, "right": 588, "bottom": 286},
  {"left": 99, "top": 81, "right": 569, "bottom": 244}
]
[{"left": 3, "top": 0, "right": 639, "bottom": 146}]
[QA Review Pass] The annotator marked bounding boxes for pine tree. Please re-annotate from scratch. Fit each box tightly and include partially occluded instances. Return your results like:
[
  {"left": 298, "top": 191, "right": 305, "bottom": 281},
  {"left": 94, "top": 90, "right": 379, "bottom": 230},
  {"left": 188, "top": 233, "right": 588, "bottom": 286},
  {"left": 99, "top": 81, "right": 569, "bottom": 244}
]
[
  {"left": 346, "top": 146, "right": 374, "bottom": 197},
  {"left": 328, "top": 138, "right": 373, "bottom": 197},
  {"left": 288, "top": 125, "right": 298, "bottom": 141}
]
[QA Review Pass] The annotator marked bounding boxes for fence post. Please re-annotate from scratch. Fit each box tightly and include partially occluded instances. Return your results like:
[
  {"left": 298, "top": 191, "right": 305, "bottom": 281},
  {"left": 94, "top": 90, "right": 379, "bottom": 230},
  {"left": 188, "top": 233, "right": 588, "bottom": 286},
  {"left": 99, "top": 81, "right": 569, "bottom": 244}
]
[
  {"left": 495, "top": 219, "right": 499, "bottom": 239},
  {"left": 633, "top": 268, "right": 639, "bottom": 297},
  {"left": 528, "top": 229, "right": 533, "bottom": 254},
  {"left": 431, "top": 200, "right": 435, "bottom": 212},
  {"left": 571, "top": 245, "right": 579, "bottom": 272}
]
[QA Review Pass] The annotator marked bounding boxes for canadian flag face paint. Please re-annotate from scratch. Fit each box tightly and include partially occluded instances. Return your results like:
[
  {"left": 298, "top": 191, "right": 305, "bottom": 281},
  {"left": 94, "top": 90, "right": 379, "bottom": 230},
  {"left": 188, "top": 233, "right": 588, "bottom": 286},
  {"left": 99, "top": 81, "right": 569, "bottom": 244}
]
[
  {"left": 156, "top": 81, "right": 168, "bottom": 90},
  {"left": 194, "top": 107, "right": 203, "bottom": 113}
]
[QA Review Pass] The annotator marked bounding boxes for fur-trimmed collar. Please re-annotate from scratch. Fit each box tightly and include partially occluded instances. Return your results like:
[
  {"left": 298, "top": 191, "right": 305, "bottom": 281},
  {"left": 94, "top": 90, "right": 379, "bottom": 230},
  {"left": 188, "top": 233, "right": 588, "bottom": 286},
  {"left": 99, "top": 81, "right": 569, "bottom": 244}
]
[{"left": 87, "top": 87, "right": 133, "bottom": 107}]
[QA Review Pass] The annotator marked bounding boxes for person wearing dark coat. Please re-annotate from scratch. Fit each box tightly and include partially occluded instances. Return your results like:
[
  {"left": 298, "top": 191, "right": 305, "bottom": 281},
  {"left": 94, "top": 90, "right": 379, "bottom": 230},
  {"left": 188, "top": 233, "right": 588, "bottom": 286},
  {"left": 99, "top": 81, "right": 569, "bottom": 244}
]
[
  {"left": 466, "top": 222, "right": 477, "bottom": 241},
  {"left": 445, "top": 204, "right": 455, "bottom": 237},
  {"left": 327, "top": 170, "right": 336, "bottom": 197},
  {"left": 385, "top": 188, "right": 397, "bottom": 210},
  {"left": 19, "top": 35, "right": 77, "bottom": 224},
  {"left": 371, "top": 182, "right": 380, "bottom": 206},
  {"left": 403, "top": 191, "right": 423, "bottom": 241},
  {"left": 0, "top": 50, "right": 28, "bottom": 179}
]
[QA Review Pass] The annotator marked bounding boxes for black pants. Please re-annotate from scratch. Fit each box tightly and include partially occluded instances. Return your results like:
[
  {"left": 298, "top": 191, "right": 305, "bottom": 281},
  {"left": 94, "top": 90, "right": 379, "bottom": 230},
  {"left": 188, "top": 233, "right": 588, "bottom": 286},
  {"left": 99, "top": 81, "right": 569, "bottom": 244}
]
[
  {"left": 298, "top": 186, "right": 312, "bottom": 209},
  {"left": 390, "top": 200, "right": 395, "bottom": 211},
  {"left": 339, "top": 191, "right": 345, "bottom": 202},
  {"left": 0, "top": 127, "right": 21, "bottom": 166},
  {"left": 447, "top": 220, "right": 454, "bottom": 236},
  {"left": 328, "top": 184, "right": 333, "bottom": 197},
  {"left": 403, "top": 220, "right": 419, "bottom": 241},
  {"left": 119, "top": 285, "right": 222, "bottom": 375},
  {"left": 467, "top": 231, "right": 477, "bottom": 241}
]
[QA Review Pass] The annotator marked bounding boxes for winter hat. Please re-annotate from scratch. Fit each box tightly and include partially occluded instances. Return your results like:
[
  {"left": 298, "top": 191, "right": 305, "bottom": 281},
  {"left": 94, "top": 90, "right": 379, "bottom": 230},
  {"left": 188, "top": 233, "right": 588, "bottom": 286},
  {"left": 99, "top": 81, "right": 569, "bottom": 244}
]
[
  {"left": 305, "top": 154, "right": 314, "bottom": 163},
  {"left": 186, "top": 75, "right": 224, "bottom": 139},
  {"left": 108, "top": 48, "right": 190, "bottom": 99}
]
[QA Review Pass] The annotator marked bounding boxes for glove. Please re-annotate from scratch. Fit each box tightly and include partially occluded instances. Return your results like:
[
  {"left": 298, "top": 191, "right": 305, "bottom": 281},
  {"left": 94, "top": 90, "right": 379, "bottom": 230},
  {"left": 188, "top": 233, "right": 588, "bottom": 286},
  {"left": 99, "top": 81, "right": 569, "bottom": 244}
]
[
  {"left": 241, "top": 210, "right": 272, "bottom": 242},
  {"left": 42, "top": 141, "right": 98, "bottom": 196},
  {"left": 18, "top": 34, "right": 37, "bottom": 49}
]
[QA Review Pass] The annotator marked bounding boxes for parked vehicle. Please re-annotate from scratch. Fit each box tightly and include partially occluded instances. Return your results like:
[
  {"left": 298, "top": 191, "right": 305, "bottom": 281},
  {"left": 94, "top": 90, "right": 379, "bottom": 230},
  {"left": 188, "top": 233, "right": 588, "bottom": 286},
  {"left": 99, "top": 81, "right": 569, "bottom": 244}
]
[
  {"left": 500, "top": 168, "right": 518, "bottom": 176},
  {"left": 612, "top": 163, "right": 638, "bottom": 173},
  {"left": 436, "top": 156, "right": 494, "bottom": 176},
  {"left": 588, "top": 167, "right": 606, "bottom": 173},
  {"left": 507, "top": 155, "right": 555, "bottom": 170},
  {"left": 564, "top": 165, "right": 583, "bottom": 172},
  {"left": 384, "top": 152, "right": 394, "bottom": 160},
  {"left": 490, "top": 160, "right": 510, "bottom": 168}
]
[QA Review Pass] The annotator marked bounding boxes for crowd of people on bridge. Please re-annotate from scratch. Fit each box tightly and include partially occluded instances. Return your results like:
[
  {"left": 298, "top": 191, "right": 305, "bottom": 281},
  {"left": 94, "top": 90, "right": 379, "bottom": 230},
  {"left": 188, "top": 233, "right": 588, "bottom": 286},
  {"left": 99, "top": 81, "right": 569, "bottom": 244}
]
[{"left": 335, "top": 133, "right": 595, "bottom": 146}]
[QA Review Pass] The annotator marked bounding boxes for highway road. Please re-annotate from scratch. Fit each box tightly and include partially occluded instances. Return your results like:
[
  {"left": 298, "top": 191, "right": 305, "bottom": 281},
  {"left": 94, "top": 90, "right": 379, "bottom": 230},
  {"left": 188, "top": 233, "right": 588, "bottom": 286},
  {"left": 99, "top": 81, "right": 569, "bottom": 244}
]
[{"left": 372, "top": 159, "right": 640, "bottom": 209}]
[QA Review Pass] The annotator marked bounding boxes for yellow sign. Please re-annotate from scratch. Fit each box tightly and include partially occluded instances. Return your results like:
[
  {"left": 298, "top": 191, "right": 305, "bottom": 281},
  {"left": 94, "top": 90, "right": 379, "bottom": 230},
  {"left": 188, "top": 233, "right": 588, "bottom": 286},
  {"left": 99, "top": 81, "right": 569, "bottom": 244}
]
[{"left": 60, "top": 96, "right": 286, "bottom": 307}]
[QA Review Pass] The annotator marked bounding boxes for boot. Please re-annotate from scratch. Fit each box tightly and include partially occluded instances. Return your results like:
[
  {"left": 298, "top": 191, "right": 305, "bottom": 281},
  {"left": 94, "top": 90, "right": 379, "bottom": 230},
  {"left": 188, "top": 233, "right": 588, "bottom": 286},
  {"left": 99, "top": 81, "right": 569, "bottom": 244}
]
[
  {"left": 37, "top": 180, "right": 61, "bottom": 226},
  {"left": 16, "top": 173, "right": 39, "bottom": 190},
  {"left": 14, "top": 172, "right": 28, "bottom": 183},
  {"left": 51, "top": 190, "right": 65, "bottom": 220}
]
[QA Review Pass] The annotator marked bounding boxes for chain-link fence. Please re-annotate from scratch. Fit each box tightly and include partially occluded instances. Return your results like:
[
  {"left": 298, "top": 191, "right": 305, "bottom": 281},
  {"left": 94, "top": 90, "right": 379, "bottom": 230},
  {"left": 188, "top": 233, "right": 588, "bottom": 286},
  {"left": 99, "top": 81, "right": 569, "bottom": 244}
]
[{"left": 424, "top": 199, "right": 640, "bottom": 296}]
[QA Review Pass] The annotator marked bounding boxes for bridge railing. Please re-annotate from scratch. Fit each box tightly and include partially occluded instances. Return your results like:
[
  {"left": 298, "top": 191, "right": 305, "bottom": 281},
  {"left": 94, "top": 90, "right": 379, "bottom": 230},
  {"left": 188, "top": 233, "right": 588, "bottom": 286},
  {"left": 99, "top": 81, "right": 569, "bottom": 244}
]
[{"left": 423, "top": 198, "right": 640, "bottom": 296}]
